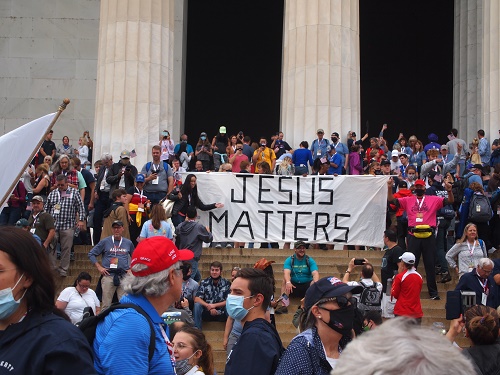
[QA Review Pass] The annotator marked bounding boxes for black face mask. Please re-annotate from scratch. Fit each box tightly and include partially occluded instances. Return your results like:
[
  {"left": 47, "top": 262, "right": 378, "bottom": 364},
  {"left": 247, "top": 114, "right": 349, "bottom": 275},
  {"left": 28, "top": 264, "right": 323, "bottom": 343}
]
[
  {"left": 414, "top": 188, "right": 425, "bottom": 197},
  {"left": 331, "top": 137, "right": 338, "bottom": 143},
  {"left": 374, "top": 170, "right": 382, "bottom": 175},
  {"left": 182, "top": 267, "right": 191, "bottom": 280},
  {"left": 320, "top": 304, "right": 355, "bottom": 336}
]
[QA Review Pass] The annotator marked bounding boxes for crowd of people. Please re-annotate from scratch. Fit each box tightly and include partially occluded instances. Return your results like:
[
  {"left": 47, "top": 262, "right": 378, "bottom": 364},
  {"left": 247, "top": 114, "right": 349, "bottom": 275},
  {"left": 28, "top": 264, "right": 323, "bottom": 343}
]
[{"left": 2, "top": 125, "right": 500, "bottom": 374}]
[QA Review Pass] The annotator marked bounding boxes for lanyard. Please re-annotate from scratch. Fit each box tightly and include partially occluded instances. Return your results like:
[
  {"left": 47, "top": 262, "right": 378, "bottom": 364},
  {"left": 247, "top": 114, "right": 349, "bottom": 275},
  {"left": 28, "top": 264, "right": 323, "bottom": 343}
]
[
  {"left": 135, "top": 187, "right": 144, "bottom": 200},
  {"left": 467, "top": 240, "right": 477, "bottom": 257},
  {"left": 112, "top": 237, "right": 123, "bottom": 254},
  {"left": 32, "top": 213, "right": 39, "bottom": 227},
  {"left": 416, "top": 196, "right": 425, "bottom": 212},
  {"left": 159, "top": 324, "right": 176, "bottom": 369},
  {"left": 477, "top": 275, "right": 488, "bottom": 293}
]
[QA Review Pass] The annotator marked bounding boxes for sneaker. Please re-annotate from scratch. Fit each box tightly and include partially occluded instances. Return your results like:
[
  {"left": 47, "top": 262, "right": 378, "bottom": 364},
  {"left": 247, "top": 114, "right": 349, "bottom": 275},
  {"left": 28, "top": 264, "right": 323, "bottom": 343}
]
[
  {"left": 226, "top": 244, "right": 233, "bottom": 248},
  {"left": 430, "top": 295, "right": 441, "bottom": 300},
  {"left": 275, "top": 306, "right": 288, "bottom": 314},
  {"left": 440, "top": 272, "right": 452, "bottom": 283},
  {"left": 215, "top": 244, "right": 222, "bottom": 249},
  {"left": 488, "top": 247, "right": 498, "bottom": 254}
]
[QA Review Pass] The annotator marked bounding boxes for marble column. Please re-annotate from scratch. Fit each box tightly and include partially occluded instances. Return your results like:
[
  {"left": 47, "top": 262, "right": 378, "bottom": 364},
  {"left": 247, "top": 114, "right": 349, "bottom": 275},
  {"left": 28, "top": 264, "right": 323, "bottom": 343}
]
[
  {"left": 454, "top": 0, "right": 500, "bottom": 142},
  {"left": 280, "top": 0, "right": 360, "bottom": 147},
  {"left": 453, "top": 0, "right": 482, "bottom": 142},
  {"left": 93, "top": 0, "right": 187, "bottom": 168},
  {"left": 482, "top": 0, "right": 500, "bottom": 138}
]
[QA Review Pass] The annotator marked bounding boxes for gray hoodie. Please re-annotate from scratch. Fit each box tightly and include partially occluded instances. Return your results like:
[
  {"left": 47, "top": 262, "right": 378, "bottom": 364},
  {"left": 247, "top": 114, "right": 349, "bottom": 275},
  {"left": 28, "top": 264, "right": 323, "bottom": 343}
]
[{"left": 175, "top": 220, "right": 213, "bottom": 259}]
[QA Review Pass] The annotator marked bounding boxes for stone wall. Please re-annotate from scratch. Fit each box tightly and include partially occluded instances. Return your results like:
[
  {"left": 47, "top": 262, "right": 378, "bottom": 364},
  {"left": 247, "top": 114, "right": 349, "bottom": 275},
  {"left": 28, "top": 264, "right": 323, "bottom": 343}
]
[{"left": 0, "top": 0, "right": 100, "bottom": 146}]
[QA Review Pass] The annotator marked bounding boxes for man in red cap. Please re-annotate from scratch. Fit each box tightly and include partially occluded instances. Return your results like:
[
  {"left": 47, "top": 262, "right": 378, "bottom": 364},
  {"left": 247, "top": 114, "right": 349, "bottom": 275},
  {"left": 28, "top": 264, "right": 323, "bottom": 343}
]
[
  {"left": 387, "top": 177, "right": 454, "bottom": 300},
  {"left": 92, "top": 237, "right": 193, "bottom": 375}
]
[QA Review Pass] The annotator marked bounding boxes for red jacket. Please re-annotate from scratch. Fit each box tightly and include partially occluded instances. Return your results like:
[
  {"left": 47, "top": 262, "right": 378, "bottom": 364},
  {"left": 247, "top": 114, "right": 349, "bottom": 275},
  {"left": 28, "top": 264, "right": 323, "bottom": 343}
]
[
  {"left": 391, "top": 268, "right": 423, "bottom": 318},
  {"left": 390, "top": 188, "right": 413, "bottom": 217}
]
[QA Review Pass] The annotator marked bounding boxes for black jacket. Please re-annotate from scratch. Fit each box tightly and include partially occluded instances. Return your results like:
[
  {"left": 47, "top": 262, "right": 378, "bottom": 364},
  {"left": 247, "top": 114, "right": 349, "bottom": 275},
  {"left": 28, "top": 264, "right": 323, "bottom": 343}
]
[
  {"left": 455, "top": 270, "right": 496, "bottom": 307},
  {"left": 0, "top": 310, "right": 96, "bottom": 374},
  {"left": 168, "top": 188, "right": 216, "bottom": 216},
  {"left": 225, "top": 318, "right": 284, "bottom": 375},
  {"left": 107, "top": 161, "right": 138, "bottom": 196}
]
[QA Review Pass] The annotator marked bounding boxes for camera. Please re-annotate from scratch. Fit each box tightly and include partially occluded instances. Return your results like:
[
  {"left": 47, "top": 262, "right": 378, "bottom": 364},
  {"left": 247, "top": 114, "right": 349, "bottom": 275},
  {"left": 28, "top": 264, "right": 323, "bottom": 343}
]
[{"left": 354, "top": 258, "right": 364, "bottom": 266}]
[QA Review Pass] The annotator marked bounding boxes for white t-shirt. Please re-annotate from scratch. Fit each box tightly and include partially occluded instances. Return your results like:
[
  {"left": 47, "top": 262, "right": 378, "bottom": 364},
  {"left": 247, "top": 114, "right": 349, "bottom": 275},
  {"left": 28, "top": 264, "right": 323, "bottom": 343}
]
[{"left": 57, "top": 287, "right": 100, "bottom": 324}]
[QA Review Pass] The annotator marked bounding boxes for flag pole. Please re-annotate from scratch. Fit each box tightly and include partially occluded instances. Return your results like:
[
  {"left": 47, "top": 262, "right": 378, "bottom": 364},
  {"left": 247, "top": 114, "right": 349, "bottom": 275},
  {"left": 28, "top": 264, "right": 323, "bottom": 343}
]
[{"left": 0, "top": 98, "right": 70, "bottom": 207}]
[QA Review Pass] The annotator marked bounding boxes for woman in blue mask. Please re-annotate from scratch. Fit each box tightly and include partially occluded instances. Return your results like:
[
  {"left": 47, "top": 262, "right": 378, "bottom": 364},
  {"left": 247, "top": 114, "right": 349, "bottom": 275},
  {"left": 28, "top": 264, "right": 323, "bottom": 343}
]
[
  {"left": 172, "top": 326, "right": 214, "bottom": 375},
  {"left": 275, "top": 276, "right": 363, "bottom": 375},
  {"left": 0, "top": 227, "right": 96, "bottom": 373}
]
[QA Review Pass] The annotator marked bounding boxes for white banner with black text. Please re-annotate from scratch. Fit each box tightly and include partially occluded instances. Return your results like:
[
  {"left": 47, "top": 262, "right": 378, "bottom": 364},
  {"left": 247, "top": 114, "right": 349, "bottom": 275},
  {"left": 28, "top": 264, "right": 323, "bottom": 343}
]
[{"left": 192, "top": 173, "right": 387, "bottom": 247}]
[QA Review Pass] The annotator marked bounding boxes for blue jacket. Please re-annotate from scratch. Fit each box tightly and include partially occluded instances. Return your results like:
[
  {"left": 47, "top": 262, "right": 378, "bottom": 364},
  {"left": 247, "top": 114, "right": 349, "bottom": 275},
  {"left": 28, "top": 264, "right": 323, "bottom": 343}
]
[
  {"left": 454, "top": 269, "right": 496, "bottom": 307},
  {"left": 94, "top": 294, "right": 176, "bottom": 375},
  {"left": 275, "top": 327, "right": 333, "bottom": 375},
  {"left": 225, "top": 318, "right": 284, "bottom": 375},
  {"left": 0, "top": 310, "right": 96, "bottom": 374}
]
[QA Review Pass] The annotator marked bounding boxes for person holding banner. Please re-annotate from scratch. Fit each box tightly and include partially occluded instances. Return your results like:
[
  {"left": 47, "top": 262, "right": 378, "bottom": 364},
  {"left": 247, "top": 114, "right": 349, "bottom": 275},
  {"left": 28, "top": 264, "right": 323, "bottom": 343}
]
[
  {"left": 387, "top": 177, "right": 454, "bottom": 300},
  {"left": 169, "top": 174, "right": 224, "bottom": 228}
]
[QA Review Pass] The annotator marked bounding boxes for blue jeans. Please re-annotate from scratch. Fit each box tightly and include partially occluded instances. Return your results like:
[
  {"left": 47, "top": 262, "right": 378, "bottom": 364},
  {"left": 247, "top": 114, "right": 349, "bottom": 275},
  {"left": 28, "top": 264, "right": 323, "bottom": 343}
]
[
  {"left": 145, "top": 191, "right": 166, "bottom": 205},
  {"left": 0, "top": 206, "right": 22, "bottom": 226},
  {"left": 435, "top": 220, "right": 450, "bottom": 273},
  {"left": 193, "top": 302, "right": 227, "bottom": 329},
  {"left": 189, "top": 259, "right": 201, "bottom": 282}
]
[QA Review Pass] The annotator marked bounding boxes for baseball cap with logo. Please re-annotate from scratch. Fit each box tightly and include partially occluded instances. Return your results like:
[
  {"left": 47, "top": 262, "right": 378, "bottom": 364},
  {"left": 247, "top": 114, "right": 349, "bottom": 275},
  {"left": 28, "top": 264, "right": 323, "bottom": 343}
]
[
  {"left": 120, "top": 150, "right": 131, "bottom": 159},
  {"left": 399, "top": 252, "right": 416, "bottom": 264},
  {"left": 135, "top": 174, "right": 145, "bottom": 183},
  {"left": 15, "top": 218, "right": 30, "bottom": 227},
  {"left": 304, "top": 276, "right": 363, "bottom": 311},
  {"left": 31, "top": 195, "right": 44, "bottom": 202},
  {"left": 414, "top": 179, "right": 426, "bottom": 186},
  {"left": 130, "top": 237, "right": 194, "bottom": 277}
]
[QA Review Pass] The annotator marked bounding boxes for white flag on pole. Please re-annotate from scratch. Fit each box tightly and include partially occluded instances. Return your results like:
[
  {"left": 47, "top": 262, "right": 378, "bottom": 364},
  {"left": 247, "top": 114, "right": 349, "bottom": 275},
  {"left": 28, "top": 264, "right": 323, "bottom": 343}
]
[{"left": 0, "top": 112, "right": 57, "bottom": 207}]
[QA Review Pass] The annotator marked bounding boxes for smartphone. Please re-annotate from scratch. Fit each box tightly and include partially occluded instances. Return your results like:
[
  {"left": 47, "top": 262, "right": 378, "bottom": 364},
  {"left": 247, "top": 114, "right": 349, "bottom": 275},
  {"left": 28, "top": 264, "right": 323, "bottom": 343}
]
[
  {"left": 354, "top": 258, "right": 364, "bottom": 266},
  {"left": 445, "top": 290, "right": 462, "bottom": 320},
  {"left": 281, "top": 293, "right": 290, "bottom": 307}
]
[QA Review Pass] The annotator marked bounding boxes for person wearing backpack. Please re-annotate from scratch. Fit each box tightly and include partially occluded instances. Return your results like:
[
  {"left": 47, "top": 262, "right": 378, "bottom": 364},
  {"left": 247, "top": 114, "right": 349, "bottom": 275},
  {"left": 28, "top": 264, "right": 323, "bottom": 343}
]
[
  {"left": 140, "top": 145, "right": 175, "bottom": 205},
  {"left": 92, "top": 237, "right": 194, "bottom": 375},
  {"left": 460, "top": 182, "right": 493, "bottom": 252},
  {"left": 281, "top": 241, "right": 320, "bottom": 307},
  {"left": 342, "top": 258, "right": 383, "bottom": 314}
]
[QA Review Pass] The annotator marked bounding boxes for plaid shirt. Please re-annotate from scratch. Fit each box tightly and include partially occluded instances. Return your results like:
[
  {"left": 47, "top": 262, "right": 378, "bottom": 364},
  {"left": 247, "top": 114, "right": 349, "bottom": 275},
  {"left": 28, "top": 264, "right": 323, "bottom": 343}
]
[
  {"left": 50, "top": 170, "right": 79, "bottom": 187},
  {"left": 196, "top": 277, "right": 231, "bottom": 312},
  {"left": 45, "top": 187, "right": 85, "bottom": 230}
]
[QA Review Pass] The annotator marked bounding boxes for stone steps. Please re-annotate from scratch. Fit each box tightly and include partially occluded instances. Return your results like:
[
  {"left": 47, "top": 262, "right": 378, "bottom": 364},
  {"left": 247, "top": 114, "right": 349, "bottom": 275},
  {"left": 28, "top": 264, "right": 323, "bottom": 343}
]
[{"left": 66, "top": 245, "right": 471, "bottom": 375}]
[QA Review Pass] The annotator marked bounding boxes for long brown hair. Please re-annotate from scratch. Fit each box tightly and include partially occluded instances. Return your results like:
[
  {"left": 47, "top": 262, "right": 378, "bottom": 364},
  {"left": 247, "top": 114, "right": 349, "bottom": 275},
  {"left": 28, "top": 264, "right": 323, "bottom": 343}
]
[
  {"left": 0, "top": 227, "right": 69, "bottom": 320},
  {"left": 465, "top": 305, "right": 499, "bottom": 345},
  {"left": 150, "top": 204, "right": 167, "bottom": 230},
  {"left": 178, "top": 326, "right": 214, "bottom": 375}
]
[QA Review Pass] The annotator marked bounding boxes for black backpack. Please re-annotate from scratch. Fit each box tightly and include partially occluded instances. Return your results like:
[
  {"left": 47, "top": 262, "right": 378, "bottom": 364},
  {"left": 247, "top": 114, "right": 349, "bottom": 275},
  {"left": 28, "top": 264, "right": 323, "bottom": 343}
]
[
  {"left": 451, "top": 175, "right": 471, "bottom": 210},
  {"left": 79, "top": 303, "right": 156, "bottom": 361},
  {"left": 468, "top": 193, "right": 492, "bottom": 223},
  {"left": 357, "top": 280, "right": 382, "bottom": 312}
]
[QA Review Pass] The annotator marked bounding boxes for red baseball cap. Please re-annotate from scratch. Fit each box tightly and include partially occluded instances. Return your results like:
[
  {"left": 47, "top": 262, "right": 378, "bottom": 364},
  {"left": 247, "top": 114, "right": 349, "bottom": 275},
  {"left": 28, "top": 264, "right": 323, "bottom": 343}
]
[
  {"left": 130, "top": 237, "right": 194, "bottom": 277},
  {"left": 414, "top": 179, "right": 426, "bottom": 186}
]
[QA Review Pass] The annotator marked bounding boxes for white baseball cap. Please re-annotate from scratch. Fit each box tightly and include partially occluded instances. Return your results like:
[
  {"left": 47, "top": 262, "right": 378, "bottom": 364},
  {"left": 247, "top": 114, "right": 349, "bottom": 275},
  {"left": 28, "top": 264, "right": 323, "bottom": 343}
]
[{"left": 399, "top": 252, "right": 415, "bottom": 264}]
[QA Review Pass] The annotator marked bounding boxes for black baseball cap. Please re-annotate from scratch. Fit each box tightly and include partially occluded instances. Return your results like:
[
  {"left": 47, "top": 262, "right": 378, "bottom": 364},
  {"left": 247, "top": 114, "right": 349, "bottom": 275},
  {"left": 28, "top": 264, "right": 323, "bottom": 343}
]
[{"left": 304, "top": 276, "right": 363, "bottom": 311}]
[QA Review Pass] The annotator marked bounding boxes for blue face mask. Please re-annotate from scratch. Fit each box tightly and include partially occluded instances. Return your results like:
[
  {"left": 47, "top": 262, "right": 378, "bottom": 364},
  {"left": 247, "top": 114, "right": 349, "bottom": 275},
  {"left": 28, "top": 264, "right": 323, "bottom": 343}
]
[
  {"left": 226, "top": 294, "right": 254, "bottom": 321},
  {"left": 0, "top": 273, "right": 26, "bottom": 320},
  {"left": 200, "top": 136, "right": 206, "bottom": 141},
  {"left": 85, "top": 165, "right": 91, "bottom": 170}
]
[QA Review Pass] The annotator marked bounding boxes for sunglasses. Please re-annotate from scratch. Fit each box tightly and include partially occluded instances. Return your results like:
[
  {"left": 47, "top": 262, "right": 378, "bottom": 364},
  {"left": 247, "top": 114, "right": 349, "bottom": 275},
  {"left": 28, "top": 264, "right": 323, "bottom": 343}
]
[{"left": 319, "top": 295, "right": 356, "bottom": 309}]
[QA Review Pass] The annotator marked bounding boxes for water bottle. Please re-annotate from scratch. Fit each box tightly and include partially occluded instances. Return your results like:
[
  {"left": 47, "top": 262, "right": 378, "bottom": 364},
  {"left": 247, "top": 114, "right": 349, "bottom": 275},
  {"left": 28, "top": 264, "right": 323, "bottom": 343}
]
[{"left": 386, "top": 278, "right": 393, "bottom": 296}]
